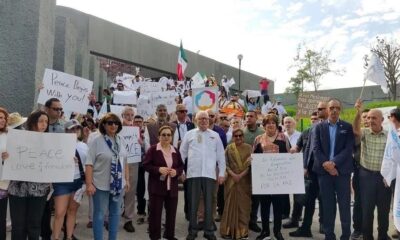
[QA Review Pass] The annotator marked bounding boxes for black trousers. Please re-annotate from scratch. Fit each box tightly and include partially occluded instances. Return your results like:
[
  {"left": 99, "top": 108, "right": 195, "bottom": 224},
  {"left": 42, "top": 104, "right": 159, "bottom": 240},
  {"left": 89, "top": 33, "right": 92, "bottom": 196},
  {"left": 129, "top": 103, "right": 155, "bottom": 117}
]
[
  {"left": 359, "top": 167, "right": 392, "bottom": 240},
  {"left": 187, "top": 177, "right": 216, "bottom": 236},
  {"left": 0, "top": 197, "right": 7, "bottom": 240},
  {"left": 259, "top": 194, "right": 284, "bottom": 235},
  {"left": 40, "top": 198, "right": 53, "bottom": 240},
  {"left": 249, "top": 195, "right": 260, "bottom": 225},
  {"left": 9, "top": 195, "right": 47, "bottom": 240},
  {"left": 352, "top": 166, "right": 362, "bottom": 232},
  {"left": 281, "top": 194, "right": 290, "bottom": 217},
  {"left": 217, "top": 185, "right": 224, "bottom": 216},
  {"left": 148, "top": 191, "right": 178, "bottom": 240},
  {"left": 301, "top": 171, "right": 323, "bottom": 230},
  {"left": 136, "top": 164, "right": 147, "bottom": 215},
  {"left": 291, "top": 194, "right": 304, "bottom": 221}
]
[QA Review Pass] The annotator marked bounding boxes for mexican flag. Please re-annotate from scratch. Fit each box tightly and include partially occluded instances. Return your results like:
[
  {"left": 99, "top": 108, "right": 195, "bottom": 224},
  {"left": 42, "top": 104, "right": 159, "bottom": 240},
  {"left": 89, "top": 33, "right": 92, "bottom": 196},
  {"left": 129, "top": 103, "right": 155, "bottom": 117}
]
[{"left": 177, "top": 41, "right": 188, "bottom": 80}]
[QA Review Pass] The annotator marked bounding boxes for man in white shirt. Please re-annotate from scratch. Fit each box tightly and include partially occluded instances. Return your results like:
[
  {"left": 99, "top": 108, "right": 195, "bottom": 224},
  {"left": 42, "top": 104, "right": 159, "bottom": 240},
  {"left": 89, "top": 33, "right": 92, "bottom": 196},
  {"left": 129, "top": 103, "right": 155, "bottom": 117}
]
[
  {"left": 182, "top": 89, "right": 193, "bottom": 119},
  {"left": 180, "top": 111, "right": 225, "bottom": 240},
  {"left": 284, "top": 116, "right": 301, "bottom": 147}
]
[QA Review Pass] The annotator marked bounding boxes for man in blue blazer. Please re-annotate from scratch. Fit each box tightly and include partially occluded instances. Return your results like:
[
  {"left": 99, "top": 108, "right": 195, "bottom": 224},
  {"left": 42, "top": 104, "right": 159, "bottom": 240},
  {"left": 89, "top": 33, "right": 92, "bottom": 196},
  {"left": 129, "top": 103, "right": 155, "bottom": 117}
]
[{"left": 312, "top": 99, "right": 355, "bottom": 240}]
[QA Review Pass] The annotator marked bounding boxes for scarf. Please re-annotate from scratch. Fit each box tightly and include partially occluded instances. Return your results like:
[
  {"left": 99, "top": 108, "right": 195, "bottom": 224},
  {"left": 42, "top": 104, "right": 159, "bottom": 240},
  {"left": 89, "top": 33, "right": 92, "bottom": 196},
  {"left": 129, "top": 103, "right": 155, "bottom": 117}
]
[{"left": 104, "top": 135, "right": 123, "bottom": 200}]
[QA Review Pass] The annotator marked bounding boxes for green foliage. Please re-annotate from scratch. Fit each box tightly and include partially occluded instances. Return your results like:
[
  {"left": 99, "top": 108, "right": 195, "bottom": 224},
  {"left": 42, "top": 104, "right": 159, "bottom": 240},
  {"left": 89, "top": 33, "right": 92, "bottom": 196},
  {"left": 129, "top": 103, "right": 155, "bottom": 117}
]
[{"left": 294, "top": 101, "right": 400, "bottom": 131}]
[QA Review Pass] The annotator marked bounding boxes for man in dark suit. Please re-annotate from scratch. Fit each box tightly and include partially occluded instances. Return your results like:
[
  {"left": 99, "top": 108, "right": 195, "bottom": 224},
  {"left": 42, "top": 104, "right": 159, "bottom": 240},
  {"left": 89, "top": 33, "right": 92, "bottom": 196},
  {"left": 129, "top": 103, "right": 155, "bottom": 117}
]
[
  {"left": 313, "top": 98, "right": 355, "bottom": 240},
  {"left": 172, "top": 104, "right": 195, "bottom": 220}
]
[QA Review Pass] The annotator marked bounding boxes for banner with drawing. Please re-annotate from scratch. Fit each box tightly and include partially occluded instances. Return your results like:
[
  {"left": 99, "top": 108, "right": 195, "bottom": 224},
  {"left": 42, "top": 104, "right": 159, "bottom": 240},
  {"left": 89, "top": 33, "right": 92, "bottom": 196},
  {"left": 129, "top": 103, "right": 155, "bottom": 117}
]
[
  {"left": 192, "top": 87, "right": 218, "bottom": 113},
  {"left": 251, "top": 153, "right": 305, "bottom": 194},
  {"left": 37, "top": 69, "right": 93, "bottom": 114},
  {"left": 1, "top": 129, "right": 76, "bottom": 183}
]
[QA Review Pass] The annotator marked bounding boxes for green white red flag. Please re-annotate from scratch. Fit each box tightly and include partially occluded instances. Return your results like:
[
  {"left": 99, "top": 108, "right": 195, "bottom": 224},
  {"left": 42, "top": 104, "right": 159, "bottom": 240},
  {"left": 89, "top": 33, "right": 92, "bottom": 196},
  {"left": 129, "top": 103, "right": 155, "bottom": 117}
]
[{"left": 177, "top": 41, "right": 188, "bottom": 80}]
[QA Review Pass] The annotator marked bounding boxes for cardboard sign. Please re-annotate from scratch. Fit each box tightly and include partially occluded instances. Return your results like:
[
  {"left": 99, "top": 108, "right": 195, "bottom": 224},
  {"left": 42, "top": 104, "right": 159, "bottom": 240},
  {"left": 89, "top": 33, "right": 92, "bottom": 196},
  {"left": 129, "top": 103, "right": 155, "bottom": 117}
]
[
  {"left": 140, "top": 82, "right": 163, "bottom": 94},
  {"left": 296, "top": 93, "right": 330, "bottom": 118},
  {"left": 192, "top": 87, "right": 218, "bottom": 113},
  {"left": 113, "top": 91, "right": 137, "bottom": 105},
  {"left": 251, "top": 153, "right": 305, "bottom": 194},
  {"left": 137, "top": 96, "right": 154, "bottom": 120},
  {"left": 37, "top": 69, "right": 93, "bottom": 114},
  {"left": 119, "top": 127, "right": 142, "bottom": 163},
  {"left": 151, "top": 91, "right": 177, "bottom": 114},
  {"left": 2, "top": 129, "right": 76, "bottom": 183}
]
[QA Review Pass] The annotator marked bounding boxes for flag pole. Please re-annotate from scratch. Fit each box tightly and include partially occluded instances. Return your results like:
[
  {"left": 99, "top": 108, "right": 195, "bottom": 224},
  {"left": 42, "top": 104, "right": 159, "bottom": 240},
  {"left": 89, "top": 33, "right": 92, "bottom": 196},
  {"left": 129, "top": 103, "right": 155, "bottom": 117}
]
[{"left": 359, "top": 74, "right": 367, "bottom": 100}]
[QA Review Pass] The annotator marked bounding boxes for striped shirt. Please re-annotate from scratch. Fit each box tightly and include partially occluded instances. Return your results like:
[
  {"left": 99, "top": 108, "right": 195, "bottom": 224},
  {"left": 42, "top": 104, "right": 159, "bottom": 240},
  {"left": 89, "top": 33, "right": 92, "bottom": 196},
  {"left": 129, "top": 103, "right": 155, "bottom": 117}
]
[{"left": 360, "top": 128, "right": 387, "bottom": 171}]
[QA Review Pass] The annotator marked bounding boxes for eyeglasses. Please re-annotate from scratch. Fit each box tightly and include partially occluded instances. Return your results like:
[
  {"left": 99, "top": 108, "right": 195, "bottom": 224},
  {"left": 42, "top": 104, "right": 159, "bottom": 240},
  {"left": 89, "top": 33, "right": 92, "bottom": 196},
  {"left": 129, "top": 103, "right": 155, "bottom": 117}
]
[
  {"left": 177, "top": 110, "right": 187, "bottom": 113},
  {"left": 219, "top": 117, "right": 228, "bottom": 120},
  {"left": 158, "top": 109, "right": 167, "bottom": 112},
  {"left": 246, "top": 115, "right": 255, "bottom": 118},
  {"left": 161, "top": 133, "right": 171, "bottom": 137},
  {"left": 209, "top": 115, "right": 215, "bottom": 118},
  {"left": 234, "top": 134, "right": 243, "bottom": 138},
  {"left": 317, "top": 108, "right": 326, "bottom": 111},
  {"left": 329, "top": 106, "right": 341, "bottom": 110},
  {"left": 51, "top": 107, "right": 63, "bottom": 112},
  {"left": 105, "top": 121, "right": 119, "bottom": 126}
]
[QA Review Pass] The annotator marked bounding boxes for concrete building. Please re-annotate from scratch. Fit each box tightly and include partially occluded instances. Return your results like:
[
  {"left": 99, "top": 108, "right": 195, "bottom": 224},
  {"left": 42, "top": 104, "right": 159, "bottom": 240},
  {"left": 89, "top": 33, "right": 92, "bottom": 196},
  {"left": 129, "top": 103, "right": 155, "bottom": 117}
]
[{"left": 0, "top": 0, "right": 269, "bottom": 115}]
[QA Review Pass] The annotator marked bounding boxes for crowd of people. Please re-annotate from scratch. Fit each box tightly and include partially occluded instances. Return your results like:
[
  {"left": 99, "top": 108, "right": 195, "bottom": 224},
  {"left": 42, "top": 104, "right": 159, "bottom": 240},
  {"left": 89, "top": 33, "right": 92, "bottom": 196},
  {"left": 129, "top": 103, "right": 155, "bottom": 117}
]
[{"left": 0, "top": 72, "right": 398, "bottom": 240}]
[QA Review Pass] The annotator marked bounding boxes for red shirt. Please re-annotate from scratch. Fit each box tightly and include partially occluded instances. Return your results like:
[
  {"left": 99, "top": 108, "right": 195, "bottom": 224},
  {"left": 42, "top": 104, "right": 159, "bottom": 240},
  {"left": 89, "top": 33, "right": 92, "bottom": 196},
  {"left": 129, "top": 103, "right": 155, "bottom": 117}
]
[{"left": 259, "top": 79, "right": 269, "bottom": 90}]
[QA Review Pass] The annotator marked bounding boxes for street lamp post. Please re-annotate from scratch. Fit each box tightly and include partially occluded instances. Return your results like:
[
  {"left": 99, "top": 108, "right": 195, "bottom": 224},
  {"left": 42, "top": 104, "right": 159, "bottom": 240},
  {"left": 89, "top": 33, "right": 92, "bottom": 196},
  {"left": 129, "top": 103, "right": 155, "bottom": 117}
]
[{"left": 237, "top": 54, "right": 243, "bottom": 92}]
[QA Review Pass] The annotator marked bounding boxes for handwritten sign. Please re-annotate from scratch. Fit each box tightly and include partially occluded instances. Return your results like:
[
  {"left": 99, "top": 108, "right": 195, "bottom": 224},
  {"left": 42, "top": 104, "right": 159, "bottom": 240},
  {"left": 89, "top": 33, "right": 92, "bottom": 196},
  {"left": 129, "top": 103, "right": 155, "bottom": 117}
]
[
  {"left": 151, "top": 91, "right": 177, "bottom": 113},
  {"left": 251, "top": 153, "right": 305, "bottom": 194},
  {"left": 140, "top": 82, "right": 163, "bottom": 94},
  {"left": 113, "top": 91, "right": 137, "bottom": 105},
  {"left": 120, "top": 127, "right": 141, "bottom": 163},
  {"left": 296, "top": 93, "right": 330, "bottom": 118},
  {"left": 192, "top": 87, "right": 218, "bottom": 113},
  {"left": 37, "top": 69, "right": 93, "bottom": 114},
  {"left": 2, "top": 129, "right": 76, "bottom": 183},
  {"left": 136, "top": 96, "right": 154, "bottom": 120}
]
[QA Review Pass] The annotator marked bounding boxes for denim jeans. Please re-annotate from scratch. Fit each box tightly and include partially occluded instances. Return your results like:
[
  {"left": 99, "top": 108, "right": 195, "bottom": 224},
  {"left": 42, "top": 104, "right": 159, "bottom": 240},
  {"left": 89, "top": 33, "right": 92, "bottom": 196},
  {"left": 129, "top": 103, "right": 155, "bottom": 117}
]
[{"left": 92, "top": 189, "right": 122, "bottom": 240}]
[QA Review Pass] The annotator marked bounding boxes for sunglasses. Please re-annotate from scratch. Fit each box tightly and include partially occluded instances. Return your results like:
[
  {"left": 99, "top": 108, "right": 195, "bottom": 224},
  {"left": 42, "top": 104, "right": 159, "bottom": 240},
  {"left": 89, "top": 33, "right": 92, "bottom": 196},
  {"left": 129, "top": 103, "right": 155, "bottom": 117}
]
[
  {"left": 51, "top": 107, "right": 63, "bottom": 112},
  {"left": 209, "top": 115, "right": 215, "bottom": 118},
  {"left": 317, "top": 108, "right": 326, "bottom": 111},
  {"left": 105, "top": 121, "right": 119, "bottom": 126},
  {"left": 161, "top": 133, "right": 172, "bottom": 137},
  {"left": 234, "top": 134, "right": 243, "bottom": 138},
  {"left": 177, "top": 110, "right": 188, "bottom": 113}
]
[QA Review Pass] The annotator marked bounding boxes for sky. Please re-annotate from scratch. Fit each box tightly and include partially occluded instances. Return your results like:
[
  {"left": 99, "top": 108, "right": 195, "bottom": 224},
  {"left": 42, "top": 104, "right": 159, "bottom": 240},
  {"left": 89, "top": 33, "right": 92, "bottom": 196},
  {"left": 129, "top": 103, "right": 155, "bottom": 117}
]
[{"left": 57, "top": 0, "right": 400, "bottom": 93}]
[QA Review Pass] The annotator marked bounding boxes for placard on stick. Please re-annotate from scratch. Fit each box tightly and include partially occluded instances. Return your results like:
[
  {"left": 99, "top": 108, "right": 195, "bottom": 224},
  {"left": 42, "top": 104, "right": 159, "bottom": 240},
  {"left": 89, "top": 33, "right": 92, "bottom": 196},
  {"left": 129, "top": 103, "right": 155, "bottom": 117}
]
[{"left": 296, "top": 93, "right": 330, "bottom": 118}]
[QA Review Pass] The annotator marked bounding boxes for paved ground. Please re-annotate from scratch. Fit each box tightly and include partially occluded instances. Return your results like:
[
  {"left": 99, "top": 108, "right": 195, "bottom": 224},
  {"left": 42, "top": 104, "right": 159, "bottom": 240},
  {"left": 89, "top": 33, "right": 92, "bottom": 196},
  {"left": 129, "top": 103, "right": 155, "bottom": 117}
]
[{"left": 5, "top": 190, "right": 396, "bottom": 239}]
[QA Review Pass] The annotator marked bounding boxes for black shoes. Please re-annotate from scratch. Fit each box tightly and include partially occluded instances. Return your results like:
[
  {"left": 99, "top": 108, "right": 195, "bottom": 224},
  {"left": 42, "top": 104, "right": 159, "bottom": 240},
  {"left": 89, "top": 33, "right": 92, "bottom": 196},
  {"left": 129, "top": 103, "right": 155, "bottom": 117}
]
[
  {"left": 204, "top": 234, "right": 217, "bottom": 240},
  {"left": 186, "top": 233, "right": 197, "bottom": 240},
  {"left": 249, "top": 222, "right": 262, "bottom": 232},
  {"left": 256, "top": 231, "right": 271, "bottom": 240},
  {"left": 274, "top": 232, "right": 285, "bottom": 240},
  {"left": 282, "top": 218, "right": 299, "bottom": 229},
  {"left": 289, "top": 228, "right": 313, "bottom": 238},
  {"left": 123, "top": 221, "right": 135, "bottom": 232}
]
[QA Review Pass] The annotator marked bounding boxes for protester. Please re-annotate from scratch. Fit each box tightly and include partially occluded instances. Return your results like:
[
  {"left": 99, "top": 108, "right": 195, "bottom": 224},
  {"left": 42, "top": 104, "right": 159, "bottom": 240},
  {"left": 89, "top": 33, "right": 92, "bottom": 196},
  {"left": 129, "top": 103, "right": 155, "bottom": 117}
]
[
  {"left": 351, "top": 108, "right": 370, "bottom": 240},
  {"left": 313, "top": 98, "right": 354, "bottom": 240},
  {"left": 353, "top": 99, "right": 391, "bottom": 240},
  {"left": 253, "top": 114, "right": 290, "bottom": 240},
  {"left": 219, "top": 128, "right": 252, "bottom": 240},
  {"left": 143, "top": 125, "right": 184, "bottom": 240},
  {"left": 52, "top": 119, "right": 87, "bottom": 240},
  {"left": 85, "top": 113, "right": 130, "bottom": 240},
  {"left": 7, "top": 112, "right": 27, "bottom": 130},
  {"left": 180, "top": 111, "right": 225, "bottom": 240},
  {"left": 147, "top": 104, "right": 176, "bottom": 146},
  {"left": 0, "top": 108, "right": 9, "bottom": 240},
  {"left": 290, "top": 102, "right": 328, "bottom": 238},
  {"left": 283, "top": 116, "right": 301, "bottom": 147},
  {"left": 182, "top": 89, "right": 193, "bottom": 119},
  {"left": 242, "top": 110, "right": 264, "bottom": 233},
  {"left": 8, "top": 110, "right": 51, "bottom": 240},
  {"left": 259, "top": 78, "right": 270, "bottom": 104}
]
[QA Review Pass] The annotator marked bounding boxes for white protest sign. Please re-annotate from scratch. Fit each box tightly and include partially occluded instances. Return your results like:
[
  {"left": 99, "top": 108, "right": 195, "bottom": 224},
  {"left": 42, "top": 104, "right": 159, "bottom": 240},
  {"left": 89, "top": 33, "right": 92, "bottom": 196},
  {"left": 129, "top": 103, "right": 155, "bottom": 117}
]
[
  {"left": 37, "top": 69, "right": 93, "bottom": 114},
  {"left": 122, "top": 73, "right": 135, "bottom": 80},
  {"left": 151, "top": 91, "right": 177, "bottom": 113},
  {"left": 192, "top": 87, "right": 218, "bottom": 113},
  {"left": 137, "top": 96, "right": 155, "bottom": 120},
  {"left": 0, "top": 137, "right": 6, "bottom": 182},
  {"left": 2, "top": 129, "right": 76, "bottom": 183},
  {"left": 191, "top": 72, "right": 206, "bottom": 89},
  {"left": 251, "top": 153, "right": 305, "bottom": 194},
  {"left": 120, "top": 127, "right": 141, "bottom": 163},
  {"left": 242, "top": 90, "right": 261, "bottom": 98},
  {"left": 140, "top": 82, "right": 163, "bottom": 94},
  {"left": 113, "top": 91, "right": 137, "bottom": 105}
]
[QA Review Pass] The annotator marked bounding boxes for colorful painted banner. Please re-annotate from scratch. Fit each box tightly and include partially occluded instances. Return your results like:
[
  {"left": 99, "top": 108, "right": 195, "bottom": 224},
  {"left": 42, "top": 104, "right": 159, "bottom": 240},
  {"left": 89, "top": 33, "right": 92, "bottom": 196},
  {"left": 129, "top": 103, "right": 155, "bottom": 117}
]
[{"left": 192, "top": 87, "right": 218, "bottom": 113}]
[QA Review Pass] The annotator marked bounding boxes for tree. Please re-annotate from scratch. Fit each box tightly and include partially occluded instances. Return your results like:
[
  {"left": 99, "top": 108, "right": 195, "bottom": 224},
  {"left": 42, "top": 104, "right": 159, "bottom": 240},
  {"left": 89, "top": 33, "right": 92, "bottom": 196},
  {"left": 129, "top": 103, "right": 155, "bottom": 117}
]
[
  {"left": 285, "top": 69, "right": 308, "bottom": 98},
  {"left": 288, "top": 44, "right": 344, "bottom": 92},
  {"left": 367, "top": 36, "right": 400, "bottom": 101}
]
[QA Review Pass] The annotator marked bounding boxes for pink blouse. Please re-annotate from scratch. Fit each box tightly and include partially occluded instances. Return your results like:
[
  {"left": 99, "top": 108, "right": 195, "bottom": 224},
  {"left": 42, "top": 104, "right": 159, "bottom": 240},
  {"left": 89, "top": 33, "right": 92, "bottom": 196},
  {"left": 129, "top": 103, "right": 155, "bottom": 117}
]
[{"left": 156, "top": 143, "right": 176, "bottom": 190}]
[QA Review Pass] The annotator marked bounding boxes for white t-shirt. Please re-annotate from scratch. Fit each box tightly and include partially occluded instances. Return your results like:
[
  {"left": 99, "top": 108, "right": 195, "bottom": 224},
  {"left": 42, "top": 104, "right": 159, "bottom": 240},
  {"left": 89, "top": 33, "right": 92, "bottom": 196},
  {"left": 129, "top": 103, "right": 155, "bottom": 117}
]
[{"left": 183, "top": 96, "right": 193, "bottom": 114}]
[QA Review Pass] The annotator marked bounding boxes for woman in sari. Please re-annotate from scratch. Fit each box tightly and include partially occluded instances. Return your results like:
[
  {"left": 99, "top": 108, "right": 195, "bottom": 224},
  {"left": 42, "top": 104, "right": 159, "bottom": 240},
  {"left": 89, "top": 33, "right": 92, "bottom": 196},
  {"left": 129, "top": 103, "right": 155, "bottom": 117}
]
[{"left": 220, "top": 128, "right": 252, "bottom": 240}]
